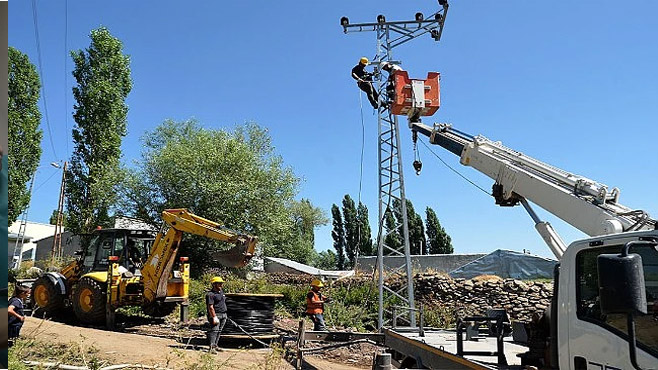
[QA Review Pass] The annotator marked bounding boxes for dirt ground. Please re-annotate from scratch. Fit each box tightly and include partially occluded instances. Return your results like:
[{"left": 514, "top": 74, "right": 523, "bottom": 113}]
[{"left": 20, "top": 318, "right": 375, "bottom": 369}]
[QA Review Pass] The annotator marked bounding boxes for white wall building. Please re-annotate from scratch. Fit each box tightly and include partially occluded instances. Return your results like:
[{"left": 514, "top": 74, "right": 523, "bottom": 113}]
[{"left": 8, "top": 220, "right": 61, "bottom": 268}]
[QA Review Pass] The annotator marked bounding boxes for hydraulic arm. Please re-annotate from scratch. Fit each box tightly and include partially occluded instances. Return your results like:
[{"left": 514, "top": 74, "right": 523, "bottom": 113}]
[
  {"left": 410, "top": 122, "right": 656, "bottom": 258},
  {"left": 141, "top": 209, "right": 257, "bottom": 304}
]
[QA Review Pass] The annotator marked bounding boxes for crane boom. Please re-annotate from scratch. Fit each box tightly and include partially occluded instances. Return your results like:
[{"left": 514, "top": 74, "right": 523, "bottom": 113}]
[{"left": 410, "top": 122, "right": 656, "bottom": 258}]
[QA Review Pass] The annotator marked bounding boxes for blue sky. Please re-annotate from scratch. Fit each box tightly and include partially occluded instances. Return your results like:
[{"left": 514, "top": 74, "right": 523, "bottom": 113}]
[{"left": 9, "top": 1, "right": 658, "bottom": 258}]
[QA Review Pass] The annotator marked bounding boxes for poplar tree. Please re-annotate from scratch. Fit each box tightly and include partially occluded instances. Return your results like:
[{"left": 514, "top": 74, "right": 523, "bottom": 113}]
[
  {"left": 356, "top": 202, "right": 373, "bottom": 256},
  {"left": 426, "top": 207, "right": 453, "bottom": 254},
  {"left": 66, "top": 27, "right": 132, "bottom": 235},
  {"left": 342, "top": 194, "right": 358, "bottom": 267},
  {"left": 383, "top": 207, "right": 401, "bottom": 251},
  {"left": 331, "top": 204, "right": 347, "bottom": 270},
  {"left": 392, "top": 199, "right": 426, "bottom": 255},
  {"left": 8, "top": 47, "right": 42, "bottom": 225}
]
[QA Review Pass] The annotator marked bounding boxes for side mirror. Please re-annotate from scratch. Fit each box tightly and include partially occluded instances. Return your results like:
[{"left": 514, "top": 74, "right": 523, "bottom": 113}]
[{"left": 597, "top": 251, "right": 647, "bottom": 315}]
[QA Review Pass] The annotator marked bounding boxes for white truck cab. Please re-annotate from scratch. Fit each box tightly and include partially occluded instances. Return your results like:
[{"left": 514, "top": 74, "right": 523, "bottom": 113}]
[{"left": 559, "top": 231, "right": 657, "bottom": 370}]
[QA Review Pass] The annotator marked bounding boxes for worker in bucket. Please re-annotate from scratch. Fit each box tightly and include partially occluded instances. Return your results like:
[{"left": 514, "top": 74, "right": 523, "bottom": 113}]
[
  {"left": 206, "top": 276, "right": 228, "bottom": 352},
  {"left": 381, "top": 61, "right": 403, "bottom": 106},
  {"left": 306, "top": 279, "right": 332, "bottom": 331},
  {"left": 351, "top": 57, "right": 381, "bottom": 109}
]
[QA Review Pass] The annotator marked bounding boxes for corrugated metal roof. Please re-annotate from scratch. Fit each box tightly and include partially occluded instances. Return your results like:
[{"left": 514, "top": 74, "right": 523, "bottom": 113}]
[{"left": 264, "top": 257, "right": 354, "bottom": 279}]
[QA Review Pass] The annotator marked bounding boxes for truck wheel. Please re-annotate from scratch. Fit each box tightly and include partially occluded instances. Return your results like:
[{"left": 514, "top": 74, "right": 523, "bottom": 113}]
[
  {"left": 32, "top": 275, "right": 65, "bottom": 316},
  {"left": 72, "top": 277, "right": 106, "bottom": 324},
  {"left": 143, "top": 301, "right": 177, "bottom": 317}
]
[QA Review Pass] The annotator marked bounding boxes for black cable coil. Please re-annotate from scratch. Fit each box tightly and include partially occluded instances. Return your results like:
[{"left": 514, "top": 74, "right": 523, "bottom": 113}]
[{"left": 224, "top": 294, "right": 278, "bottom": 335}]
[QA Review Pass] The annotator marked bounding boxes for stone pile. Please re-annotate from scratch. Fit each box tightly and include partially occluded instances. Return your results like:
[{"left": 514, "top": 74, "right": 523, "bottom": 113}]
[
  {"left": 263, "top": 271, "right": 552, "bottom": 322},
  {"left": 412, "top": 273, "right": 553, "bottom": 322}
]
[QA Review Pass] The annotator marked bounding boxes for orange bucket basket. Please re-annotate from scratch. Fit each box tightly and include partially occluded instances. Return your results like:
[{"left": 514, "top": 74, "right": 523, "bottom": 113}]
[{"left": 390, "top": 71, "right": 440, "bottom": 117}]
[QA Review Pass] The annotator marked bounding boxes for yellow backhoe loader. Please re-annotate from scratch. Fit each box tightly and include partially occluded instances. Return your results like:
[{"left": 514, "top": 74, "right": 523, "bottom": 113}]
[{"left": 31, "top": 209, "right": 257, "bottom": 327}]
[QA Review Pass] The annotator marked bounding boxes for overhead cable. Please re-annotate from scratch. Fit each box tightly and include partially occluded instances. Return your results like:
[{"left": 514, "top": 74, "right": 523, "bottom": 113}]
[{"left": 31, "top": 0, "right": 59, "bottom": 159}]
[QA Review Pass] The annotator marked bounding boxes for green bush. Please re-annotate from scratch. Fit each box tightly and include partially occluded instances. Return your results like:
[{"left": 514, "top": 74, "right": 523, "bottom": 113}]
[
  {"left": 324, "top": 300, "right": 376, "bottom": 332},
  {"left": 421, "top": 303, "right": 455, "bottom": 328},
  {"left": 10, "top": 261, "right": 40, "bottom": 280},
  {"left": 186, "top": 274, "right": 383, "bottom": 330},
  {"left": 272, "top": 284, "right": 307, "bottom": 316}
]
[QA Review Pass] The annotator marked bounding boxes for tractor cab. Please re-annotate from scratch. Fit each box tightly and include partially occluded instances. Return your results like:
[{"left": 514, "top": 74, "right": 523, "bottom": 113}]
[{"left": 81, "top": 229, "right": 155, "bottom": 275}]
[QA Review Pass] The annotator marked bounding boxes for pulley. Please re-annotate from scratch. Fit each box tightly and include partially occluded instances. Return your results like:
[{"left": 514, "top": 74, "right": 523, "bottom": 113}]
[
  {"left": 412, "top": 131, "right": 422, "bottom": 175},
  {"left": 413, "top": 160, "right": 423, "bottom": 175}
]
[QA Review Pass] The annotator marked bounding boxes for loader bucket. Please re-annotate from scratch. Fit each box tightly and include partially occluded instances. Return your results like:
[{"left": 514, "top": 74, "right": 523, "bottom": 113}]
[{"left": 211, "top": 238, "right": 256, "bottom": 268}]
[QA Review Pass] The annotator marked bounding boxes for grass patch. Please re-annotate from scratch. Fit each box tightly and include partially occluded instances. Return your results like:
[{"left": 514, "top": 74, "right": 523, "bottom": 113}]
[{"left": 9, "top": 336, "right": 105, "bottom": 369}]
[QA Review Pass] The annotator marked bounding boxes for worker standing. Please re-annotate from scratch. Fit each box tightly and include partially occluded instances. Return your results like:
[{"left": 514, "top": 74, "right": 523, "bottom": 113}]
[
  {"left": 306, "top": 279, "right": 331, "bottom": 331},
  {"left": 8, "top": 285, "right": 31, "bottom": 340},
  {"left": 206, "top": 276, "right": 228, "bottom": 353},
  {"left": 351, "top": 57, "right": 381, "bottom": 109}
]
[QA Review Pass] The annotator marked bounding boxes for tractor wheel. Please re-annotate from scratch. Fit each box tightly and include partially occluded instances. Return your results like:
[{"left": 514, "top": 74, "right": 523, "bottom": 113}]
[
  {"left": 72, "top": 277, "right": 106, "bottom": 324},
  {"left": 32, "top": 275, "right": 65, "bottom": 317},
  {"left": 143, "top": 301, "right": 178, "bottom": 318}
]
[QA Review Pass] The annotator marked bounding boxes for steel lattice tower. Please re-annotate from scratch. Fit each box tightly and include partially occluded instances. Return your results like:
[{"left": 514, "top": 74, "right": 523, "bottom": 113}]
[{"left": 341, "top": 2, "right": 449, "bottom": 329}]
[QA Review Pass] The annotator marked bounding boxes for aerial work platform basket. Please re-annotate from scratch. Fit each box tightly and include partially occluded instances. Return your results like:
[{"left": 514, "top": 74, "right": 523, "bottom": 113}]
[{"left": 390, "top": 71, "right": 440, "bottom": 118}]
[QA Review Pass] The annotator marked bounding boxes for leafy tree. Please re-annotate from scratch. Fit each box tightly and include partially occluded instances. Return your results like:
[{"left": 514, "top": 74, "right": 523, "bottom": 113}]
[
  {"left": 66, "top": 27, "right": 132, "bottom": 235},
  {"left": 342, "top": 195, "right": 359, "bottom": 267},
  {"left": 290, "top": 198, "right": 328, "bottom": 245},
  {"left": 120, "top": 119, "right": 300, "bottom": 271},
  {"left": 282, "top": 198, "right": 328, "bottom": 265},
  {"left": 356, "top": 202, "right": 373, "bottom": 256},
  {"left": 275, "top": 232, "right": 316, "bottom": 266},
  {"left": 331, "top": 204, "right": 347, "bottom": 270},
  {"left": 314, "top": 249, "right": 337, "bottom": 270},
  {"left": 426, "top": 207, "right": 453, "bottom": 254},
  {"left": 8, "top": 47, "right": 42, "bottom": 225},
  {"left": 48, "top": 210, "right": 68, "bottom": 228}
]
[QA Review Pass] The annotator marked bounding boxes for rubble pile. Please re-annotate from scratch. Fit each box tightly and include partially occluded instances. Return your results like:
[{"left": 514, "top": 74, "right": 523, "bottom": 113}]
[{"left": 413, "top": 273, "right": 554, "bottom": 322}]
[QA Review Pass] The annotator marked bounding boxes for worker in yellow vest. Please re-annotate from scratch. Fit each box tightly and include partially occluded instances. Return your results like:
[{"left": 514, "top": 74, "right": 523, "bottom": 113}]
[{"left": 306, "top": 279, "right": 332, "bottom": 331}]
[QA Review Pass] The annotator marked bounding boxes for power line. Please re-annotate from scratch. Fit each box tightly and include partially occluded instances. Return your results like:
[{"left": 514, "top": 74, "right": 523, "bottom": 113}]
[
  {"left": 418, "top": 138, "right": 491, "bottom": 196},
  {"left": 32, "top": 169, "right": 60, "bottom": 193},
  {"left": 31, "top": 0, "right": 59, "bottom": 159}
]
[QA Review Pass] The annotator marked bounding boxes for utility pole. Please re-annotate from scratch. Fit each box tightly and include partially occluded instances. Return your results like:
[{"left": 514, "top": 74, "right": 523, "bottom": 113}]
[
  {"left": 51, "top": 161, "right": 67, "bottom": 262},
  {"left": 340, "top": 1, "right": 449, "bottom": 329}
]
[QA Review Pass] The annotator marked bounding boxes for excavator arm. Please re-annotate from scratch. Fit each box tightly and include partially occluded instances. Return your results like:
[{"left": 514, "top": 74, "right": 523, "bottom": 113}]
[{"left": 141, "top": 209, "right": 257, "bottom": 304}]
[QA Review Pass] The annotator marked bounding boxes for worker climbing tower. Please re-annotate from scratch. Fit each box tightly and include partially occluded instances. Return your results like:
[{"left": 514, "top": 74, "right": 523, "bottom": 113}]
[{"left": 340, "top": 1, "right": 449, "bottom": 329}]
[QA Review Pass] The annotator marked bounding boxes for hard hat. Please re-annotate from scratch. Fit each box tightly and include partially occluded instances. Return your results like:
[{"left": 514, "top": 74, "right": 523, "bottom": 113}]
[
  {"left": 360, "top": 57, "right": 369, "bottom": 65},
  {"left": 310, "top": 279, "right": 324, "bottom": 288},
  {"left": 210, "top": 276, "right": 225, "bottom": 284}
]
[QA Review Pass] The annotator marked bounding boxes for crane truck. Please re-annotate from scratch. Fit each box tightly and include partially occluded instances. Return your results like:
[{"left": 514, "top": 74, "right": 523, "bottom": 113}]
[
  {"left": 407, "top": 121, "right": 657, "bottom": 369},
  {"left": 372, "top": 68, "right": 658, "bottom": 368},
  {"left": 31, "top": 208, "right": 257, "bottom": 328}
]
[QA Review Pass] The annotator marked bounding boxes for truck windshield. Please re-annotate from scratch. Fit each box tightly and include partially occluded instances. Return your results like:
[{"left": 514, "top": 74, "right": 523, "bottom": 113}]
[{"left": 576, "top": 244, "right": 658, "bottom": 357}]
